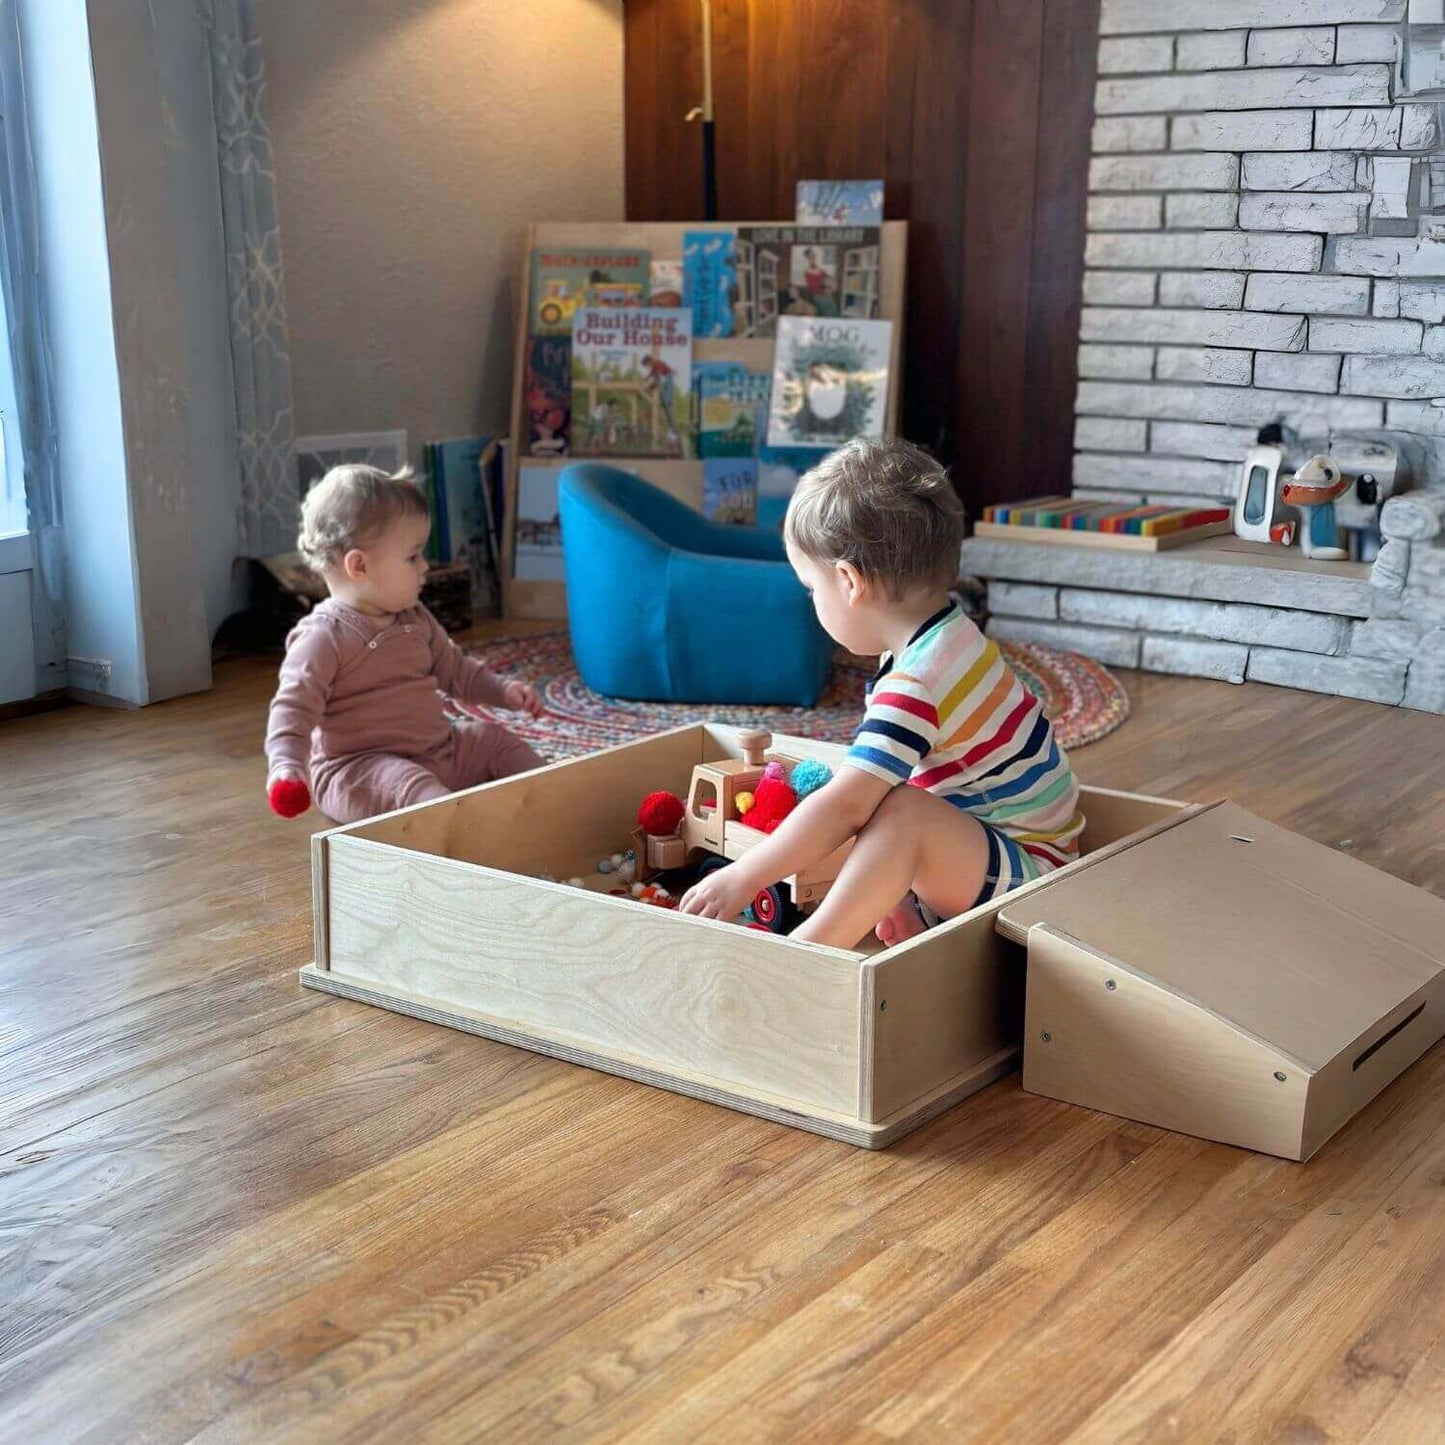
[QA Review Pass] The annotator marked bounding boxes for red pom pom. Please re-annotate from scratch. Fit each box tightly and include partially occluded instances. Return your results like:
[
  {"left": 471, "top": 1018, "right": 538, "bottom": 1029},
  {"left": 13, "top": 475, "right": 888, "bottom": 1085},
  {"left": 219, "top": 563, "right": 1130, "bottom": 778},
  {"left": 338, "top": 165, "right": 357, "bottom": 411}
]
[
  {"left": 747, "top": 775, "right": 797, "bottom": 832},
  {"left": 638, "top": 790, "right": 685, "bottom": 835},
  {"left": 269, "top": 777, "right": 312, "bottom": 819}
]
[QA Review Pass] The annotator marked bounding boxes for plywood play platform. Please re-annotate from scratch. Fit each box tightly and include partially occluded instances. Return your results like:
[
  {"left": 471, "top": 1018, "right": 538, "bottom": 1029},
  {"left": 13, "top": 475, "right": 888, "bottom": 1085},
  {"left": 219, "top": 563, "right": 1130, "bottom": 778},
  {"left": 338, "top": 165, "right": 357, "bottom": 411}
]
[{"left": 301, "top": 725, "right": 1445, "bottom": 1157}]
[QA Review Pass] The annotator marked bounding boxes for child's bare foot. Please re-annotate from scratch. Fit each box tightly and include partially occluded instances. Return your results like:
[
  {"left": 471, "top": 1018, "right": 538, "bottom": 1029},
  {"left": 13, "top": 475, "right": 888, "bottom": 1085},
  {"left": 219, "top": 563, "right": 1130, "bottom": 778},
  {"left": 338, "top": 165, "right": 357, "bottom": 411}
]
[{"left": 875, "top": 894, "right": 928, "bottom": 948}]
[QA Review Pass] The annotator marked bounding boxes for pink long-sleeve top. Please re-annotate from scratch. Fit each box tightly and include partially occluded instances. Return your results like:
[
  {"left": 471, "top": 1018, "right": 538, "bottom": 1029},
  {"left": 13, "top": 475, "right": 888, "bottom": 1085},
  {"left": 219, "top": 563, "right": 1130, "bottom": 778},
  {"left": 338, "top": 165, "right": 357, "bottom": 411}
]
[{"left": 264, "top": 599, "right": 511, "bottom": 784}]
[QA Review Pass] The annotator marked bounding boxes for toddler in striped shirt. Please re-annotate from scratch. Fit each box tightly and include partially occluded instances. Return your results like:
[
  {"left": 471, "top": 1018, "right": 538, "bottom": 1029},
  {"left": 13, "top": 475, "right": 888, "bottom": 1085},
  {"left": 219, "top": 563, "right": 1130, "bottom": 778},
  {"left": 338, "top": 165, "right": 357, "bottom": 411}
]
[{"left": 679, "top": 437, "right": 1084, "bottom": 950}]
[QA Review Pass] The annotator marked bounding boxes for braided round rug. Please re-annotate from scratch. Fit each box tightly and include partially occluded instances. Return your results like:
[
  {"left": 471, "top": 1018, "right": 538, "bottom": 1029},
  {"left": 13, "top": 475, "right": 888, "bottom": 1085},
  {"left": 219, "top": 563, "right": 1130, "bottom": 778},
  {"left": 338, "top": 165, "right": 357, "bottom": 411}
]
[{"left": 452, "top": 630, "right": 1129, "bottom": 762}]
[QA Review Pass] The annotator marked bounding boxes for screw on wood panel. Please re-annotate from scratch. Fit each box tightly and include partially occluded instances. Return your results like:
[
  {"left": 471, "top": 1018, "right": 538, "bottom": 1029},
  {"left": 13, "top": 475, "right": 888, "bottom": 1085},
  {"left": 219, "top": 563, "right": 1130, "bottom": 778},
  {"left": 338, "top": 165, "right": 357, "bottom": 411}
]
[
  {"left": 879, "top": 1000, "right": 887, "bottom": 1012},
  {"left": 1105, "top": 979, "right": 1117, "bottom": 990},
  {"left": 1274, "top": 1071, "right": 1287, "bottom": 1082},
  {"left": 1041, "top": 1031, "right": 1052, "bottom": 1042}
]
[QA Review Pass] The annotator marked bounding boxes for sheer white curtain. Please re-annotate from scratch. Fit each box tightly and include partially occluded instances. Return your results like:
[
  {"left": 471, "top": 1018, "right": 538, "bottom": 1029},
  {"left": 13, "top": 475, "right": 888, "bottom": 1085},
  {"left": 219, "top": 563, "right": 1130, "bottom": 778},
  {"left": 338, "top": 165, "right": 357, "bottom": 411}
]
[
  {"left": 0, "top": 0, "right": 61, "bottom": 591},
  {"left": 197, "top": 0, "right": 298, "bottom": 558}
]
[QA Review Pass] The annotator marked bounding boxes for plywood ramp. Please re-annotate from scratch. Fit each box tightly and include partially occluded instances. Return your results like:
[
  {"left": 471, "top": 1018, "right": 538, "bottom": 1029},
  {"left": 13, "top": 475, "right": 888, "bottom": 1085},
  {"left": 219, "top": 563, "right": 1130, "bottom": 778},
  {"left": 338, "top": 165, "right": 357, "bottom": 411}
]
[{"left": 1002, "top": 802, "right": 1445, "bottom": 1159}]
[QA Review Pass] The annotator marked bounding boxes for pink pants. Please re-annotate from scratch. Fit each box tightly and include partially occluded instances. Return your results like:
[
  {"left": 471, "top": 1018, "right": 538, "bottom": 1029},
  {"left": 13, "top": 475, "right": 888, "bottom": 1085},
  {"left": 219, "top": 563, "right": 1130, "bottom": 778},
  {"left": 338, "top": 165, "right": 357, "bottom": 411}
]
[{"left": 313, "top": 719, "right": 545, "bottom": 824}]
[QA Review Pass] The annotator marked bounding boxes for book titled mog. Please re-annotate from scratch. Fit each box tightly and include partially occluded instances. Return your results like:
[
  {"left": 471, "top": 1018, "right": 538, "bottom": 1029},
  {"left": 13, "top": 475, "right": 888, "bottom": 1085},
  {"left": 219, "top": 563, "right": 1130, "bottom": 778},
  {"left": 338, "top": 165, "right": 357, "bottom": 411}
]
[{"left": 767, "top": 316, "right": 892, "bottom": 450}]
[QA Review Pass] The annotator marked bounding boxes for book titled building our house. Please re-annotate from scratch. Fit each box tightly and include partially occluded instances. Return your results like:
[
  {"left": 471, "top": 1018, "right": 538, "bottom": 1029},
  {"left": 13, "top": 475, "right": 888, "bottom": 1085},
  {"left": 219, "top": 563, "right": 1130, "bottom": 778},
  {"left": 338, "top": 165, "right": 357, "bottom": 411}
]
[
  {"left": 570, "top": 307, "right": 693, "bottom": 458},
  {"left": 731, "top": 225, "right": 881, "bottom": 339},
  {"left": 767, "top": 316, "right": 892, "bottom": 450}
]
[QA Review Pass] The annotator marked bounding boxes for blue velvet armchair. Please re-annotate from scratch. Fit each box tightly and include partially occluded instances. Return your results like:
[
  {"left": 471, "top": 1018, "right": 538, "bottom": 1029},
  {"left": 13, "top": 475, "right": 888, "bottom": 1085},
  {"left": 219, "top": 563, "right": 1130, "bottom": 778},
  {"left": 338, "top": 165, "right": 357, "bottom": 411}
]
[{"left": 557, "top": 464, "right": 835, "bottom": 705}]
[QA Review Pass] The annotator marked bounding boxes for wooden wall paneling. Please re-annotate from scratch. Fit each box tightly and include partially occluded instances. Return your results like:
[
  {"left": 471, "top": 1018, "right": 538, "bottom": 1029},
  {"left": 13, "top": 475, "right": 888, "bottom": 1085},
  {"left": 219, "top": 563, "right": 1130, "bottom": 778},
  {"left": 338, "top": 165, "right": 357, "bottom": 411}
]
[
  {"left": 1023, "top": 0, "right": 1102, "bottom": 502},
  {"left": 622, "top": 0, "right": 1102, "bottom": 511},
  {"left": 956, "top": 0, "right": 1046, "bottom": 522}
]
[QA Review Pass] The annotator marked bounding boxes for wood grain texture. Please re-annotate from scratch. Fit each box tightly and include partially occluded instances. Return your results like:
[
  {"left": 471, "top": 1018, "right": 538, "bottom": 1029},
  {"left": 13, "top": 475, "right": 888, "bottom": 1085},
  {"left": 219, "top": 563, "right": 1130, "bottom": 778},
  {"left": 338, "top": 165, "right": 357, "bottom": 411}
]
[
  {"left": 1, "top": 637, "right": 1443, "bottom": 1439},
  {"left": 623, "top": 0, "right": 1102, "bottom": 510}
]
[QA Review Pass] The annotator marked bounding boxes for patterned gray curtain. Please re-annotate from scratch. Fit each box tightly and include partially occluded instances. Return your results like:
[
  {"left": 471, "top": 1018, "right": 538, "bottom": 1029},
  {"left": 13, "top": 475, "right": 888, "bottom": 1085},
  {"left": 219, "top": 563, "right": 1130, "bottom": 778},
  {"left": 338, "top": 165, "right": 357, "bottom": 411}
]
[
  {"left": 197, "top": 0, "right": 297, "bottom": 558},
  {"left": 0, "top": 0, "right": 63, "bottom": 603}
]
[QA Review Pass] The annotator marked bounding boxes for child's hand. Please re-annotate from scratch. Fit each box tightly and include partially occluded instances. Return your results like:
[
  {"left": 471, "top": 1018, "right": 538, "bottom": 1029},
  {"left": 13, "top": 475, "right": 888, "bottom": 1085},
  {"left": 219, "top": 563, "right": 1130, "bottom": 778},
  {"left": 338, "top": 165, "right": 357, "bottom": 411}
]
[
  {"left": 502, "top": 679, "right": 546, "bottom": 718},
  {"left": 679, "top": 863, "right": 755, "bottom": 922},
  {"left": 268, "top": 771, "right": 312, "bottom": 819}
]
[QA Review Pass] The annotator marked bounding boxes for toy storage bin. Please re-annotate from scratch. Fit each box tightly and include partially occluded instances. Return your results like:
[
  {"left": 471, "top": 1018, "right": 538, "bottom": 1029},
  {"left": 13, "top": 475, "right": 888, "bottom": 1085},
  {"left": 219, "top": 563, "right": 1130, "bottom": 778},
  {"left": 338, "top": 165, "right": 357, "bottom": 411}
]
[{"left": 302, "top": 724, "right": 1189, "bottom": 1147}]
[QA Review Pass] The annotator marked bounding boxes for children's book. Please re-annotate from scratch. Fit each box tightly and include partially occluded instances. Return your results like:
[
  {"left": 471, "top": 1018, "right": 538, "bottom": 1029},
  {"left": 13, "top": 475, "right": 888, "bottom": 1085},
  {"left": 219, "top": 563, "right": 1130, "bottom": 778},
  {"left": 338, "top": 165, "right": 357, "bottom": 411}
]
[
  {"left": 524, "top": 335, "right": 572, "bottom": 458},
  {"left": 796, "top": 180, "right": 885, "bottom": 226},
  {"left": 421, "top": 443, "right": 445, "bottom": 562},
  {"left": 431, "top": 435, "right": 503, "bottom": 612},
  {"left": 570, "top": 307, "right": 693, "bottom": 458},
  {"left": 732, "top": 225, "right": 881, "bottom": 338},
  {"left": 703, "top": 457, "right": 758, "bottom": 526},
  {"left": 514, "top": 466, "right": 566, "bottom": 582},
  {"left": 766, "top": 316, "right": 892, "bottom": 450},
  {"left": 683, "top": 230, "right": 736, "bottom": 338},
  {"left": 528, "top": 248, "right": 649, "bottom": 336},
  {"left": 648, "top": 259, "right": 684, "bottom": 308},
  {"left": 698, "top": 366, "right": 772, "bottom": 459}
]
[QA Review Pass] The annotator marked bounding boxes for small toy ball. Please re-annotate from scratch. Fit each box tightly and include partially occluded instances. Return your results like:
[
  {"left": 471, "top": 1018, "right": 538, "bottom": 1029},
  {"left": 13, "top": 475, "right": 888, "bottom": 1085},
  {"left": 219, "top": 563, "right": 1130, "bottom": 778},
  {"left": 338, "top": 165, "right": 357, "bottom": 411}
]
[
  {"left": 791, "top": 759, "right": 832, "bottom": 799},
  {"left": 749, "top": 773, "right": 798, "bottom": 832},
  {"left": 611, "top": 852, "right": 623, "bottom": 866},
  {"left": 568, "top": 877, "right": 584, "bottom": 888},
  {"left": 631, "top": 881, "right": 646, "bottom": 897},
  {"left": 638, "top": 790, "right": 685, "bottom": 836},
  {"left": 763, "top": 760, "right": 787, "bottom": 783},
  {"left": 598, "top": 859, "right": 614, "bottom": 874},
  {"left": 268, "top": 776, "right": 311, "bottom": 819},
  {"left": 735, "top": 790, "right": 756, "bottom": 815}
]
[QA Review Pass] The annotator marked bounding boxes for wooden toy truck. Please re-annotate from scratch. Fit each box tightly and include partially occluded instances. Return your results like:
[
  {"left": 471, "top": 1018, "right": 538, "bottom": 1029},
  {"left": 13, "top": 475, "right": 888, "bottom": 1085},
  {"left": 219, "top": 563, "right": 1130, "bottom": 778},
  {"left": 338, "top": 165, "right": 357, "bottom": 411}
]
[{"left": 632, "top": 728, "right": 852, "bottom": 931}]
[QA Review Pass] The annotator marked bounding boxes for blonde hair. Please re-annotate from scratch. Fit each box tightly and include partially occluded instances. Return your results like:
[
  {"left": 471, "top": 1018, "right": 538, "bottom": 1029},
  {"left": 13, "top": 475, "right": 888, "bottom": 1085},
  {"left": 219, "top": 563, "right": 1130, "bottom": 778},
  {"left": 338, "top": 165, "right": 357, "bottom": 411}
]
[
  {"left": 785, "top": 437, "right": 964, "bottom": 598},
  {"left": 297, "top": 464, "right": 428, "bottom": 570}
]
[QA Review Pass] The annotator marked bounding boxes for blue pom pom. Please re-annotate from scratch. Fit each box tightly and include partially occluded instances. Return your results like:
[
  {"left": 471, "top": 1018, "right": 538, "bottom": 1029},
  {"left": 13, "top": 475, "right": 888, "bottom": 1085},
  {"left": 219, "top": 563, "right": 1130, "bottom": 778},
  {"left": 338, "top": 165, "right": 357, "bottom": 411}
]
[{"left": 791, "top": 759, "right": 832, "bottom": 799}]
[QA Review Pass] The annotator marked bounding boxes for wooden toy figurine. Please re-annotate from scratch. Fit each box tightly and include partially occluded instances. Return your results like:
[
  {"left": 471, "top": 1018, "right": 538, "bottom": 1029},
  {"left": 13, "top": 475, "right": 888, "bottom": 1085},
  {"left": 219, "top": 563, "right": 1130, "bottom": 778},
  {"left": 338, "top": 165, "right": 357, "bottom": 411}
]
[{"left": 1281, "top": 453, "right": 1351, "bottom": 561}]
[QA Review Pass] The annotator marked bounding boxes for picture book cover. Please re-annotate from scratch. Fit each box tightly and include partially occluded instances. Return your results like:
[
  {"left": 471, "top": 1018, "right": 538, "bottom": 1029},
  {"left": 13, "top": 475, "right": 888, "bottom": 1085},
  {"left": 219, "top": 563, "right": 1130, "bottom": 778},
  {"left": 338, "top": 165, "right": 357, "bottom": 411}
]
[
  {"left": 514, "top": 466, "right": 565, "bottom": 583},
  {"left": 732, "top": 226, "right": 881, "bottom": 338},
  {"left": 431, "top": 437, "right": 502, "bottom": 611},
  {"left": 570, "top": 307, "right": 693, "bottom": 458},
  {"left": 796, "top": 180, "right": 885, "bottom": 226},
  {"left": 703, "top": 457, "right": 758, "bottom": 526},
  {"left": 683, "top": 230, "right": 735, "bottom": 338},
  {"left": 649, "top": 259, "right": 684, "bottom": 308},
  {"left": 528, "top": 248, "right": 649, "bottom": 335},
  {"left": 524, "top": 334, "right": 572, "bottom": 458},
  {"left": 698, "top": 365, "right": 772, "bottom": 459},
  {"left": 766, "top": 316, "right": 892, "bottom": 450}
]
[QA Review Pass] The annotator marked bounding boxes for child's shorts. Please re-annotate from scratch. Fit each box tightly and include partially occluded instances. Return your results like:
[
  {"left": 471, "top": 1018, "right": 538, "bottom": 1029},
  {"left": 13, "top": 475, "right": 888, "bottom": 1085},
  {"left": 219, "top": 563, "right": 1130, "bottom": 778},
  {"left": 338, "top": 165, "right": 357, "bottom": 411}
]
[{"left": 912, "top": 821, "right": 1060, "bottom": 928}]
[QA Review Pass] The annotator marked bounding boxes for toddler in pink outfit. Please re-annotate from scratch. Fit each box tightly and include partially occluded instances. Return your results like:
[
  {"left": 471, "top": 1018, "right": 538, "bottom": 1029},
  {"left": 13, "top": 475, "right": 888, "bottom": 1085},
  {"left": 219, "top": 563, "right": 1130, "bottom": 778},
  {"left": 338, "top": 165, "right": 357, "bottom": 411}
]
[{"left": 265, "top": 464, "right": 546, "bottom": 823}]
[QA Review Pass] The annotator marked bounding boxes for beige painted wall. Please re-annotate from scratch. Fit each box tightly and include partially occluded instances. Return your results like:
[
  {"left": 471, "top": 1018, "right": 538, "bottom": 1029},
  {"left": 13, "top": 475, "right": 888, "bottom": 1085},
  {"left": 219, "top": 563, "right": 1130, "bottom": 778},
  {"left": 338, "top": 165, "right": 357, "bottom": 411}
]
[{"left": 259, "top": 0, "right": 625, "bottom": 457}]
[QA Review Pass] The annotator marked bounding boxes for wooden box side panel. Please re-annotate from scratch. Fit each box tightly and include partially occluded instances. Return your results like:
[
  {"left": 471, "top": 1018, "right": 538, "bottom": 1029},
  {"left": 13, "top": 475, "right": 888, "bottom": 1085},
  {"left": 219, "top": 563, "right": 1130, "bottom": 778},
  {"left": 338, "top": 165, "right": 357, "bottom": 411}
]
[
  {"left": 1301, "top": 977, "right": 1445, "bottom": 1160},
  {"left": 1077, "top": 786, "right": 1187, "bottom": 856},
  {"left": 1022, "top": 925, "right": 1309, "bottom": 1160},
  {"left": 326, "top": 836, "right": 863, "bottom": 1115},
  {"left": 339, "top": 726, "right": 708, "bottom": 881},
  {"left": 863, "top": 912, "right": 1024, "bottom": 1125}
]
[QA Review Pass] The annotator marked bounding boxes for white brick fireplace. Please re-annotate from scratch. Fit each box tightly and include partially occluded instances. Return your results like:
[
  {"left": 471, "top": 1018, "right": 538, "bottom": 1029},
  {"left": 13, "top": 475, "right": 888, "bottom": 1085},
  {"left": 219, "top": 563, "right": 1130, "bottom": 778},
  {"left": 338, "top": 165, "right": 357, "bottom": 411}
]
[{"left": 961, "top": 0, "right": 1445, "bottom": 713}]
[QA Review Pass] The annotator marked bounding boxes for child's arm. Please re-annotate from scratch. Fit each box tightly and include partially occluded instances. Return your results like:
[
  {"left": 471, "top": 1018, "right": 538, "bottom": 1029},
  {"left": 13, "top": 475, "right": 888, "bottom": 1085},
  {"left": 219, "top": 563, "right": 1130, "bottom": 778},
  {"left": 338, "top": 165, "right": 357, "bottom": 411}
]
[
  {"left": 424, "top": 610, "right": 546, "bottom": 718},
  {"left": 678, "top": 767, "right": 891, "bottom": 921},
  {"left": 679, "top": 668, "right": 940, "bottom": 922},
  {"left": 264, "top": 618, "right": 340, "bottom": 817}
]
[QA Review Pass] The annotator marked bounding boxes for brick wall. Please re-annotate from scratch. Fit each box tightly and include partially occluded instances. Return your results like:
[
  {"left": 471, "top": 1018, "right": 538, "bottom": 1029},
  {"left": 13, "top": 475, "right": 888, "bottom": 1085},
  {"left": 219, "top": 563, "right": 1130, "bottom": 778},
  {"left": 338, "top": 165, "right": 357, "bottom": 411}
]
[
  {"left": 1077, "top": 1, "right": 1445, "bottom": 499},
  {"left": 1020, "top": 0, "right": 1445, "bottom": 712}
]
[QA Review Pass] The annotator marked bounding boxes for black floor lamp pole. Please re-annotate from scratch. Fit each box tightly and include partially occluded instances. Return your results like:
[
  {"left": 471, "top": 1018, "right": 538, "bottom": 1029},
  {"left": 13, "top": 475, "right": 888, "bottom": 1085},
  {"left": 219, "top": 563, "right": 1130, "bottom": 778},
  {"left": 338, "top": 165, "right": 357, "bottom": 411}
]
[{"left": 689, "top": 0, "right": 716, "bottom": 220}]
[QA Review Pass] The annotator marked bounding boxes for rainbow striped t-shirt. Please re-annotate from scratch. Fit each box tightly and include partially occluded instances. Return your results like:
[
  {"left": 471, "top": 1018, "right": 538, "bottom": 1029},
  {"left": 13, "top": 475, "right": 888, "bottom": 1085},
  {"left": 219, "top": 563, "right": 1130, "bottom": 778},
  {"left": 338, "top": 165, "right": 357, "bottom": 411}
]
[{"left": 844, "top": 600, "right": 1085, "bottom": 879}]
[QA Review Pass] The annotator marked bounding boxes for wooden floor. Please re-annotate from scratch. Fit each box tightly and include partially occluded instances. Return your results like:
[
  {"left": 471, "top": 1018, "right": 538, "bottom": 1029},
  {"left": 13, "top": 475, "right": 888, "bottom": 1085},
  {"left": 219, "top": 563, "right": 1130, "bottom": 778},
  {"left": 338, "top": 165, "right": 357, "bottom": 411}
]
[{"left": 2, "top": 639, "right": 1443, "bottom": 1442}]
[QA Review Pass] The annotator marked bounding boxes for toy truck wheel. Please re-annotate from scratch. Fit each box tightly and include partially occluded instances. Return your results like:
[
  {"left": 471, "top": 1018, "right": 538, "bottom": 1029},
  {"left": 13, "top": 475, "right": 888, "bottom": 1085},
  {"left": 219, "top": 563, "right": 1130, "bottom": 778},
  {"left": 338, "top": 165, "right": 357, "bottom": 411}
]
[{"left": 749, "top": 884, "right": 793, "bottom": 935}]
